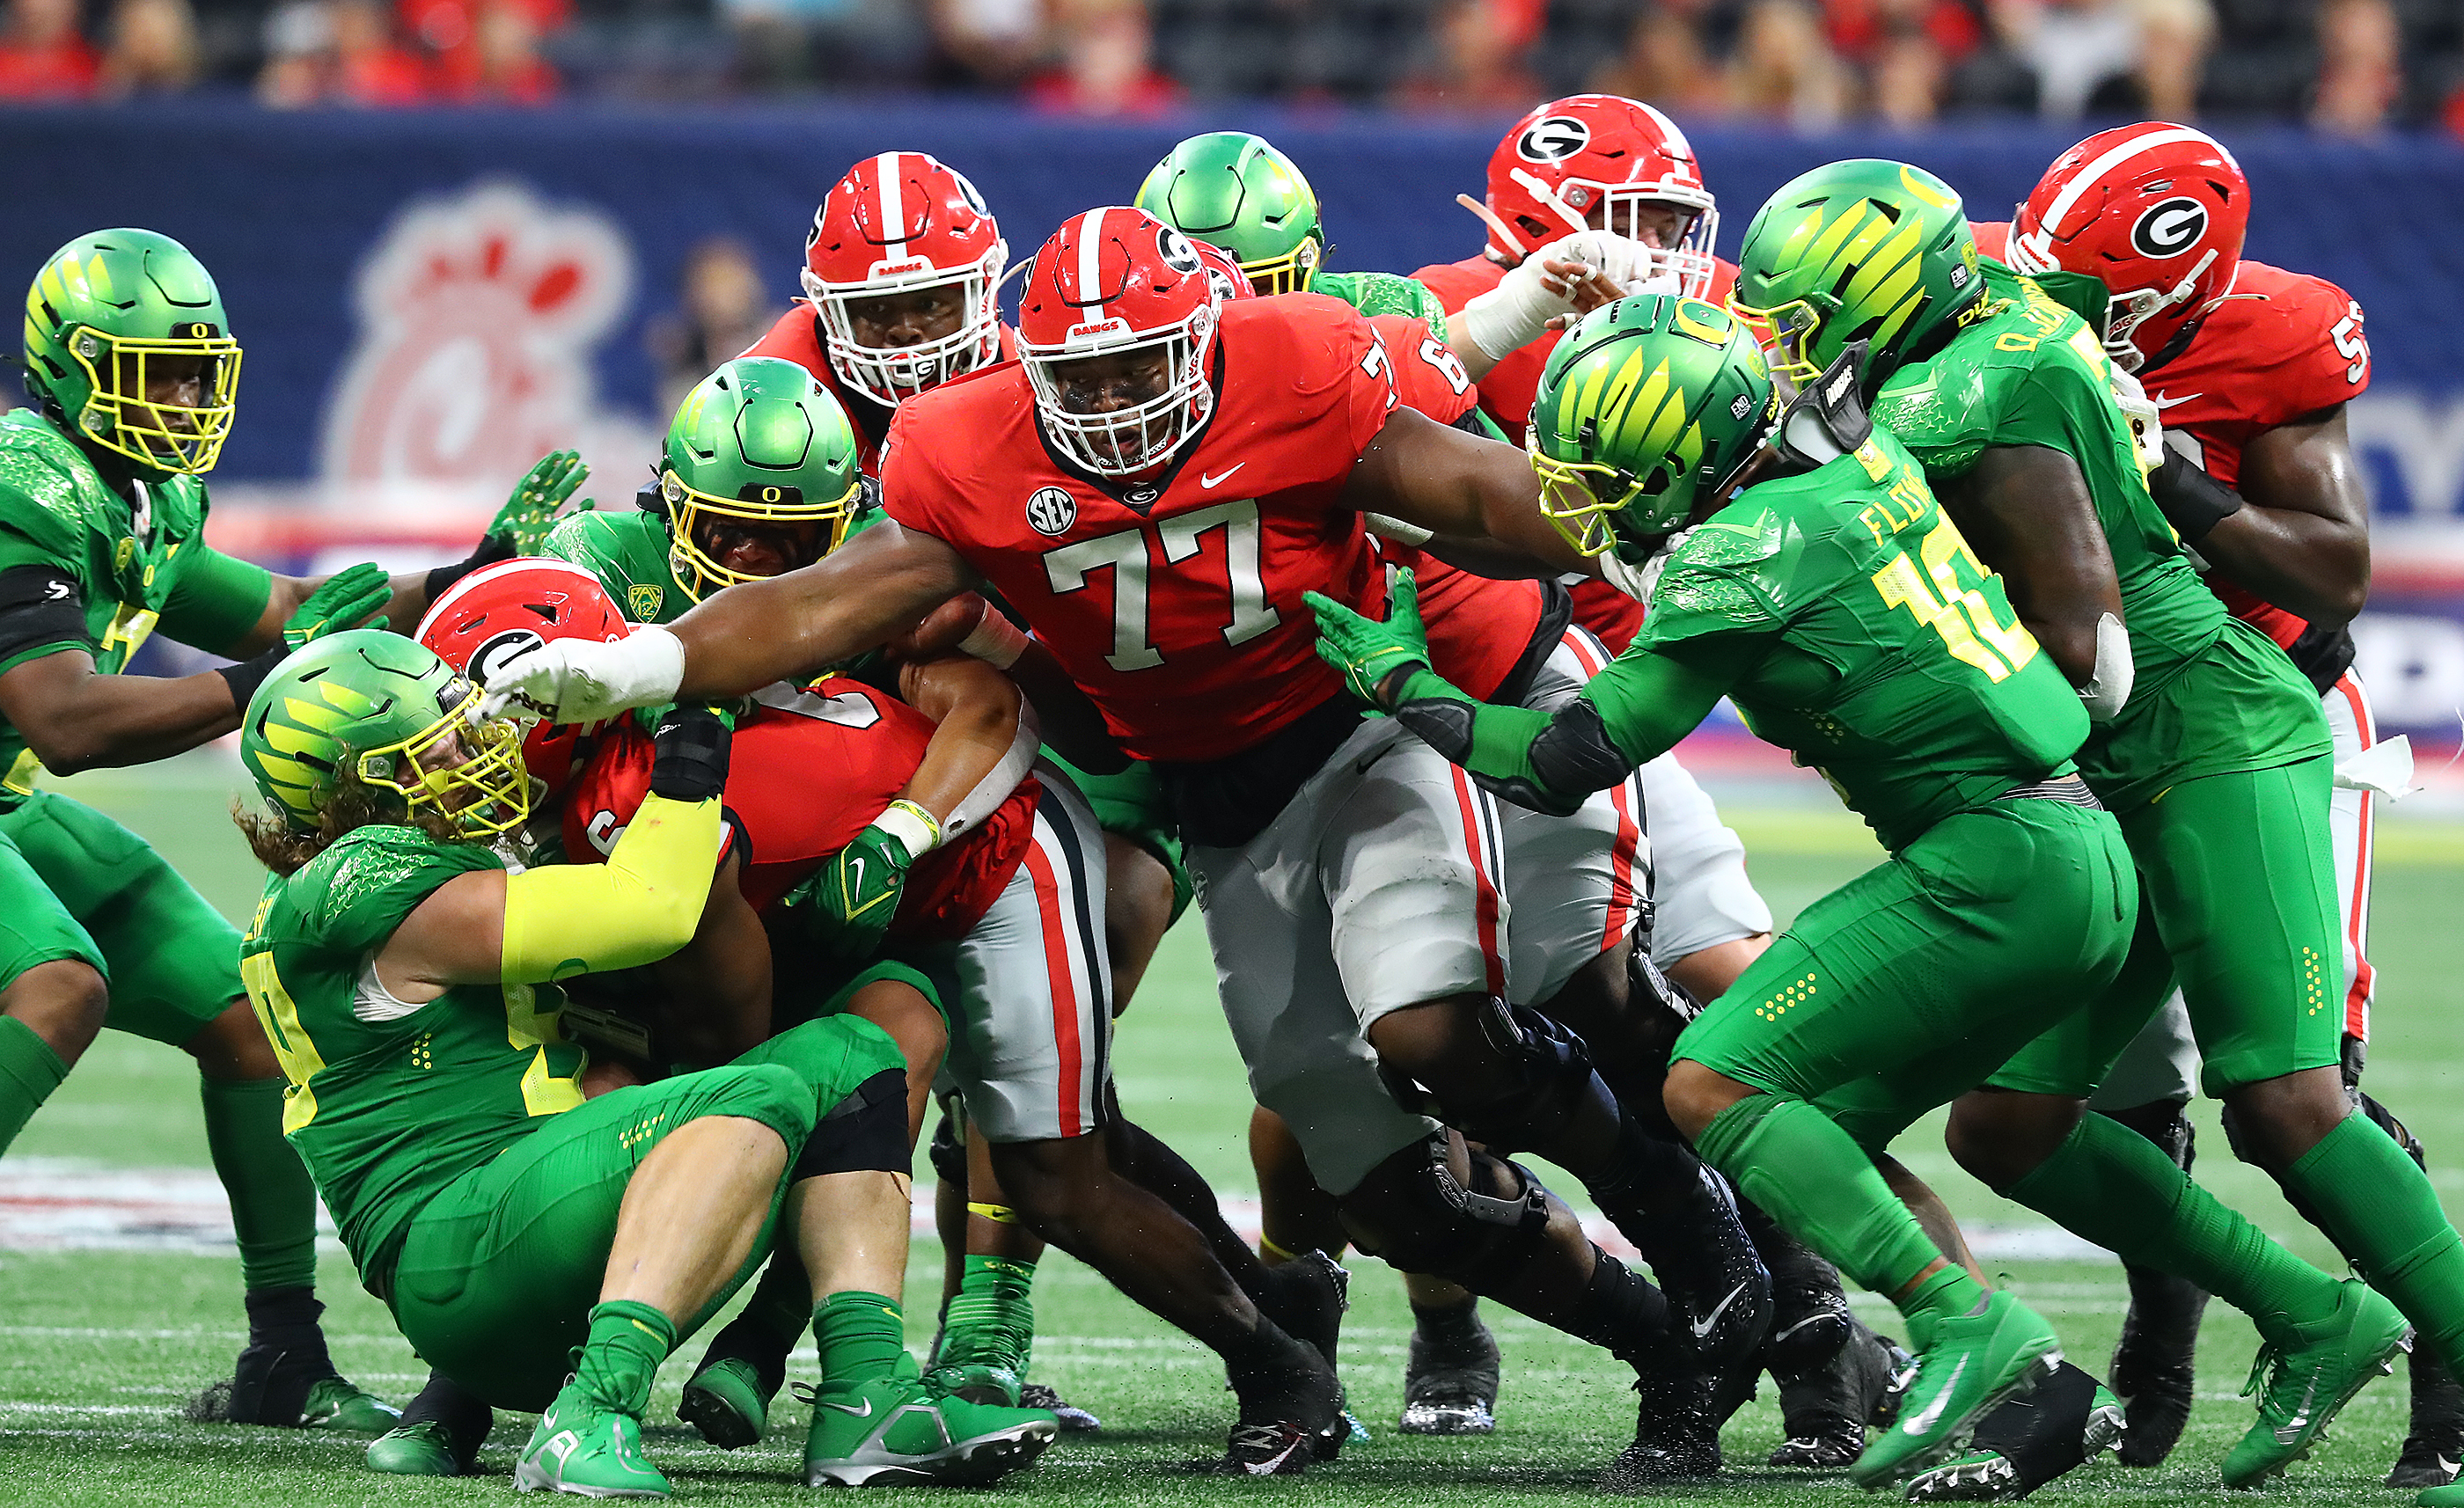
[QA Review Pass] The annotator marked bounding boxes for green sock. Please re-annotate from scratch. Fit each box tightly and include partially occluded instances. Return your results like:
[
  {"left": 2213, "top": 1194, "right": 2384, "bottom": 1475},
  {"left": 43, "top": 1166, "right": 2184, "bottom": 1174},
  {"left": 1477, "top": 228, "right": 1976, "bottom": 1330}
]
[
  {"left": 739, "top": 1245, "right": 813, "bottom": 1348},
  {"left": 575, "top": 1299, "right": 676, "bottom": 1416},
  {"left": 937, "top": 1255, "right": 1037, "bottom": 1370},
  {"left": 0, "top": 1015, "right": 68, "bottom": 1158},
  {"left": 2284, "top": 1112, "right": 2464, "bottom": 1374},
  {"left": 200, "top": 1074, "right": 321, "bottom": 1292},
  {"left": 1697, "top": 1094, "right": 1969, "bottom": 1314},
  {"left": 816, "top": 1292, "right": 907, "bottom": 1384},
  {"left": 2006, "top": 1111, "right": 2340, "bottom": 1340}
]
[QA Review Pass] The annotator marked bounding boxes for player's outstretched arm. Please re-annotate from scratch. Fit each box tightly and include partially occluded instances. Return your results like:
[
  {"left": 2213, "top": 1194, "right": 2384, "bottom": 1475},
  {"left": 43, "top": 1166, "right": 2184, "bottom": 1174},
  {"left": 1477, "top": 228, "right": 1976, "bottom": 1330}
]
[
  {"left": 0, "top": 648, "right": 246, "bottom": 774},
  {"left": 2162, "top": 405, "right": 2369, "bottom": 628},
  {"left": 1940, "top": 445, "right": 2133, "bottom": 717},
  {"left": 1343, "top": 405, "right": 1595, "bottom": 579},
  {"left": 1309, "top": 572, "right": 1733, "bottom": 815}
]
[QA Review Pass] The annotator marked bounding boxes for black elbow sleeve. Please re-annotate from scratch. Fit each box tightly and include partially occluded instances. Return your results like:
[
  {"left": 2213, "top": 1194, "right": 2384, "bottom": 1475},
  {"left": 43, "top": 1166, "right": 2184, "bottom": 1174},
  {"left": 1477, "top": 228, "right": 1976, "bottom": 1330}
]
[
  {"left": 2148, "top": 448, "right": 2243, "bottom": 545},
  {"left": 0, "top": 565, "right": 91, "bottom": 667}
]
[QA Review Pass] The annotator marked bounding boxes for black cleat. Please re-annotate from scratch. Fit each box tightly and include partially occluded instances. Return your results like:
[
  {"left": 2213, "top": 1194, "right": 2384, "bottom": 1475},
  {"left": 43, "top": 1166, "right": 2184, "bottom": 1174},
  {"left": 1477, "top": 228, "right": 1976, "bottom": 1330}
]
[
  {"left": 1601, "top": 1337, "right": 1721, "bottom": 1490},
  {"left": 1903, "top": 1359, "right": 2124, "bottom": 1502},
  {"left": 1208, "top": 1358, "right": 1345, "bottom": 1476},
  {"left": 1019, "top": 1382, "right": 1104, "bottom": 1433},
  {"left": 2108, "top": 1267, "right": 2206, "bottom": 1468},
  {"left": 1629, "top": 1164, "right": 1772, "bottom": 1374},
  {"left": 1400, "top": 1299, "right": 1500, "bottom": 1435},
  {"left": 1770, "top": 1318, "right": 1908, "bottom": 1468},
  {"left": 1255, "top": 1249, "right": 1351, "bottom": 1374},
  {"left": 2392, "top": 1348, "right": 2464, "bottom": 1488},
  {"left": 1758, "top": 1217, "right": 1856, "bottom": 1380}
]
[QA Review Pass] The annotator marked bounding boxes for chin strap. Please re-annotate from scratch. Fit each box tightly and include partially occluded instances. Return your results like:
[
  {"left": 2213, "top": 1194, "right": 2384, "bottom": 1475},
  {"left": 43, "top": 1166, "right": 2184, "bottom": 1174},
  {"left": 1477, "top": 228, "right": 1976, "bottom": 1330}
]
[{"left": 2078, "top": 611, "right": 2135, "bottom": 723}]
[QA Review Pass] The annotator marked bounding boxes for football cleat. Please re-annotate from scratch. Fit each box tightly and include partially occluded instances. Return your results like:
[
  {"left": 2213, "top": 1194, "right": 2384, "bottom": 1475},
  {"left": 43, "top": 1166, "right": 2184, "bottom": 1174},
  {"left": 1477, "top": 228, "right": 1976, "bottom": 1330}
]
[
  {"left": 369, "top": 1418, "right": 478, "bottom": 1477},
  {"left": 2392, "top": 1349, "right": 2464, "bottom": 1489},
  {"left": 2108, "top": 1264, "right": 2208, "bottom": 1467},
  {"left": 1019, "top": 1381, "right": 1103, "bottom": 1433},
  {"left": 1771, "top": 1317, "right": 1909, "bottom": 1468},
  {"left": 1256, "top": 1248, "right": 1352, "bottom": 1374},
  {"left": 1600, "top": 1336, "right": 1721, "bottom": 1490},
  {"left": 189, "top": 1347, "right": 399, "bottom": 1433},
  {"left": 1898, "top": 1363, "right": 2125, "bottom": 1501},
  {"left": 677, "top": 1353, "right": 776, "bottom": 1451},
  {"left": 514, "top": 1384, "right": 670, "bottom": 1498},
  {"left": 1399, "top": 1303, "right": 1500, "bottom": 1436},
  {"left": 1848, "top": 1290, "right": 2063, "bottom": 1491},
  {"left": 800, "top": 1369, "right": 1057, "bottom": 1488},
  {"left": 1205, "top": 1356, "right": 1345, "bottom": 1476},
  {"left": 2419, "top": 1483, "right": 2464, "bottom": 1508},
  {"left": 1628, "top": 1164, "right": 1773, "bottom": 1375},
  {"left": 2221, "top": 1279, "right": 2411, "bottom": 1488}
]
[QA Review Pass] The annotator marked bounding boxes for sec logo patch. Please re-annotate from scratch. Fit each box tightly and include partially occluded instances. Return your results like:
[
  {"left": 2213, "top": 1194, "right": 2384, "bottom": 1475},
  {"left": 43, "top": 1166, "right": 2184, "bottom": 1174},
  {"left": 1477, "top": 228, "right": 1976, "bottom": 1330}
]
[{"left": 1026, "top": 487, "right": 1077, "bottom": 537}]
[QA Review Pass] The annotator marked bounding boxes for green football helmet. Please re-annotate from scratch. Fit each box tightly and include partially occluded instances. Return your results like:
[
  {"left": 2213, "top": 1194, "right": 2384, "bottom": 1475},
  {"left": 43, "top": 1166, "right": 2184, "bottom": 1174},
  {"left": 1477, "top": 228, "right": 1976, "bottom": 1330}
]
[
  {"left": 21, "top": 228, "right": 242, "bottom": 476},
  {"left": 1528, "top": 295, "right": 1780, "bottom": 564},
  {"left": 1134, "top": 132, "right": 1325, "bottom": 296},
  {"left": 1729, "top": 159, "right": 1985, "bottom": 391},
  {"left": 660, "top": 356, "right": 864, "bottom": 603},
  {"left": 240, "top": 628, "right": 529, "bottom": 838}
]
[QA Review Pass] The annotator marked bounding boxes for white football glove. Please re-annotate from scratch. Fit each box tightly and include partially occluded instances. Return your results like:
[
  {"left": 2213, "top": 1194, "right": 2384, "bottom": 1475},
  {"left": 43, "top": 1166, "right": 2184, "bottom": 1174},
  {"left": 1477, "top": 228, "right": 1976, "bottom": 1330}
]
[
  {"left": 2108, "top": 364, "right": 2167, "bottom": 473},
  {"left": 479, "top": 624, "right": 686, "bottom": 726},
  {"left": 1461, "top": 232, "right": 1611, "bottom": 362}
]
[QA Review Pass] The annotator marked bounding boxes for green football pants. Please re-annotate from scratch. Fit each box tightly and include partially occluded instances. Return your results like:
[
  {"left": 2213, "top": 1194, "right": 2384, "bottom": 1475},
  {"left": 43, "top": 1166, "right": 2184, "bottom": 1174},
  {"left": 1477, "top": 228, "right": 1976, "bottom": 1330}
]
[
  {"left": 0, "top": 789, "right": 239, "bottom": 1044},
  {"left": 387, "top": 1015, "right": 902, "bottom": 1412},
  {"left": 1043, "top": 752, "right": 1192, "bottom": 926},
  {"left": 1674, "top": 796, "right": 2139, "bottom": 1151},
  {"left": 1988, "top": 754, "right": 2342, "bottom": 1099}
]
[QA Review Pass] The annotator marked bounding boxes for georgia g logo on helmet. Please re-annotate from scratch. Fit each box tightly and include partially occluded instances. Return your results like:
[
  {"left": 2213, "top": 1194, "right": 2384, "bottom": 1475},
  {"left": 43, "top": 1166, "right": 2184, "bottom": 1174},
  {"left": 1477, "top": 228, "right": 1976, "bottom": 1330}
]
[
  {"left": 1156, "top": 227, "right": 1203, "bottom": 276},
  {"left": 466, "top": 627, "right": 547, "bottom": 687},
  {"left": 2130, "top": 197, "right": 2209, "bottom": 259},
  {"left": 1516, "top": 115, "right": 1590, "bottom": 164}
]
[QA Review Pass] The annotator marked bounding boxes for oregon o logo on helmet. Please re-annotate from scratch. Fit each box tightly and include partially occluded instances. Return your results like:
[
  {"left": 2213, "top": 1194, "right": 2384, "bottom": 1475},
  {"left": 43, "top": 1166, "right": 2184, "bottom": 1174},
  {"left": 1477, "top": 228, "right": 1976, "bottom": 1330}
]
[
  {"left": 1026, "top": 486, "right": 1077, "bottom": 537},
  {"left": 2130, "top": 198, "right": 2209, "bottom": 259},
  {"left": 1516, "top": 115, "right": 1590, "bottom": 163},
  {"left": 467, "top": 628, "right": 546, "bottom": 685}
]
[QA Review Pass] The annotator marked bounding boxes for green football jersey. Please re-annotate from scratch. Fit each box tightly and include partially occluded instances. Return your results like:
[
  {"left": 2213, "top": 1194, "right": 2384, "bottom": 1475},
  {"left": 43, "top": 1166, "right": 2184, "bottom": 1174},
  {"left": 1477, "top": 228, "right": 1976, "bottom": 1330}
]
[
  {"left": 239, "top": 824, "right": 588, "bottom": 1288},
  {"left": 1314, "top": 270, "right": 1450, "bottom": 339},
  {"left": 1868, "top": 263, "right": 2221, "bottom": 693},
  {"left": 1632, "top": 425, "right": 2088, "bottom": 853},
  {"left": 0, "top": 411, "right": 272, "bottom": 801},
  {"left": 543, "top": 508, "right": 683, "bottom": 626}
]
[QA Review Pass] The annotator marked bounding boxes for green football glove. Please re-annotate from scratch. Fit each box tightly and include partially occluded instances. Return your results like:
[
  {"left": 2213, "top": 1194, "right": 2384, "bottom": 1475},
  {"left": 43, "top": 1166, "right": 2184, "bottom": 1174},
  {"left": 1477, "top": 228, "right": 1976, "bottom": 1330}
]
[
  {"left": 283, "top": 562, "right": 393, "bottom": 651},
  {"left": 488, "top": 449, "right": 594, "bottom": 555},
  {"left": 790, "top": 799, "right": 943, "bottom": 959},
  {"left": 1305, "top": 568, "right": 1430, "bottom": 712}
]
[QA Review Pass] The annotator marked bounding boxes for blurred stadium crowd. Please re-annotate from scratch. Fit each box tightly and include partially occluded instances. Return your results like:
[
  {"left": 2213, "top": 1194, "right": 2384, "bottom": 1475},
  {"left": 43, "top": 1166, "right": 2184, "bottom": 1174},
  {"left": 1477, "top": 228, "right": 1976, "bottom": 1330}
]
[{"left": 2, "top": 0, "right": 2460, "bottom": 134}]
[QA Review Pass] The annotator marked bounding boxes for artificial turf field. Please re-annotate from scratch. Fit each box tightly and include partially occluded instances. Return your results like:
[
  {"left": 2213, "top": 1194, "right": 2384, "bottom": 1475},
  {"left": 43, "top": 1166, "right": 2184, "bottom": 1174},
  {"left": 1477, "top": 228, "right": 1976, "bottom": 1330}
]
[{"left": 4, "top": 750, "right": 2462, "bottom": 1506}]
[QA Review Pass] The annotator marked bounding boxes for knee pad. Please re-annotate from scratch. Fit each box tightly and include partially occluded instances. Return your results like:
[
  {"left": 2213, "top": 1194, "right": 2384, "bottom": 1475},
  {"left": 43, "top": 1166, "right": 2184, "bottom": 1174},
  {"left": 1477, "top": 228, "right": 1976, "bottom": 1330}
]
[
  {"left": 795, "top": 1068, "right": 910, "bottom": 1182},
  {"left": 928, "top": 1106, "right": 967, "bottom": 1186},
  {"left": 1397, "top": 997, "right": 1615, "bottom": 1156},
  {"left": 2098, "top": 1096, "right": 2195, "bottom": 1171},
  {"left": 1364, "top": 1136, "right": 1556, "bottom": 1292},
  {"left": 2360, "top": 1091, "right": 2430, "bottom": 1173}
]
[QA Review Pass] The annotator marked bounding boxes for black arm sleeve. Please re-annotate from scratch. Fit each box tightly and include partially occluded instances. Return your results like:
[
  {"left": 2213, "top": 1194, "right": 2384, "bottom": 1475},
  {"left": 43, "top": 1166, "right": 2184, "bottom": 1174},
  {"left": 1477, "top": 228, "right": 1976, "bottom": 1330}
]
[
  {"left": 0, "top": 564, "right": 92, "bottom": 668},
  {"left": 2146, "top": 448, "right": 2244, "bottom": 544}
]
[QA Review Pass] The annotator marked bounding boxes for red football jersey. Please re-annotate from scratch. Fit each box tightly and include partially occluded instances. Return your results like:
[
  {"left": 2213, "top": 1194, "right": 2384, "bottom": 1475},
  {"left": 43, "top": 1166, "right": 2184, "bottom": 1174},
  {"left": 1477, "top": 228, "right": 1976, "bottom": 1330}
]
[
  {"left": 1410, "top": 253, "right": 1729, "bottom": 655},
  {"left": 882, "top": 294, "right": 1407, "bottom": 764},
  {"left": 741, "top": 304, "right": 1020, "bottom": 479},
  {"left": 1974, "top": 228, "right": 2369, "bottom": 653},
  {"left": 562, "top": 678, "right": 1038, "bottom": 940}
]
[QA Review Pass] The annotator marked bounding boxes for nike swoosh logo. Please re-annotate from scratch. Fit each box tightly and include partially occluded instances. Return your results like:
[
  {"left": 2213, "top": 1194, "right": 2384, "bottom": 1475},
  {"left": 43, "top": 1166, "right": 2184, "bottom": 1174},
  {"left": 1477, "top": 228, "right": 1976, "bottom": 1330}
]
[
  {"left": 1902, "top": 1356, "right": 1967, "bottom": 1436},
  {"left": 847, "top": 856, "right": 866, "bottom": 896},
  {"left": 1200, "top": 464, "right": 1247, "bottom": 489},
  {"left": 1772, "top": 1313, "right": 1838, "bottom": 1343},
  {"left": 2151, "top": 392, "right": 2200, "bottom": 409},
  {"left": 1690, "top": 1282, "right": 1749, "bottom": 1341},
  {"left": 2272, "top": 1373, "right": 2321, "bottom": 1444},
  {"left": 823, "top": 1397, "right": 875, "bottom": 1417}
]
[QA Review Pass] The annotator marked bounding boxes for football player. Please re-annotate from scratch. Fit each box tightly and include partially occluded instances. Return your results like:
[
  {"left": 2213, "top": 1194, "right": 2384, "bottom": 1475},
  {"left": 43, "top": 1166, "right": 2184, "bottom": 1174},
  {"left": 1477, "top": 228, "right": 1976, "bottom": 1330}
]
[
  {"left": 228, "top": 629, "right": 1057, "bottom": 1496},
  {"left": 1979, "top": 121, "right": 2458, "bottom": 1491},
  {"left": 1413, "top": 98, "right": 1901, "bottom": 1463},
  {"left": 1140, "top": 134, "right": 1786, "bottom": 1443},
  {"left": 482, "top": 207, "right": 1756, "bottom": 1483},
  {"left": 1734, "top": 159, "right": 2438, "bottom": 1489},
  {"left": 0, "top": 229, "right": 580, "bottom": 1432}
]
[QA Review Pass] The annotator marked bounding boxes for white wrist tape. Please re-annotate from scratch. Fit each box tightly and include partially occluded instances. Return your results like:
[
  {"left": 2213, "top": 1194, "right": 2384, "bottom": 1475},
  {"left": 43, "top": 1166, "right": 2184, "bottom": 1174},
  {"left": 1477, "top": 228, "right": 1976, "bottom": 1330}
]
[
  {"left": 2077, "top": 611, "right": 2135, "bottom": 722},
  {"left": 872, "top": 798, "right": 943, "bottom": 859},
  {"left": 1362, "top": 512, "right": 1435, "bottom": 546},
  {"left": 957, "top": 609, "right": 1030, "bottom": 671}
]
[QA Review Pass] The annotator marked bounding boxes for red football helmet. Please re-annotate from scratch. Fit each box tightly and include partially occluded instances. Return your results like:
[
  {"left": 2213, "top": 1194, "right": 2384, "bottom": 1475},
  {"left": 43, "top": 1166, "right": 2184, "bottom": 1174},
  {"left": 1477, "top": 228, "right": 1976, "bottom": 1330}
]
[
  {"left": 2006, "top": 121, "right": 2248, "bottom": 370},
  {"left": 1482, "top": 94, "right": 1720, "bottom": 296},
  {"left": 1192, "top": 237, "right": 1255, "bottom": 304},
  {"left": 416, "top": 558, "right": 631, "bottom": 802},
  {"left": 1016, "top": 206, "right": 1220, "bottom": 478},
  {"left": 803, "top": 151, "right": 1008, "bottom": 407}
]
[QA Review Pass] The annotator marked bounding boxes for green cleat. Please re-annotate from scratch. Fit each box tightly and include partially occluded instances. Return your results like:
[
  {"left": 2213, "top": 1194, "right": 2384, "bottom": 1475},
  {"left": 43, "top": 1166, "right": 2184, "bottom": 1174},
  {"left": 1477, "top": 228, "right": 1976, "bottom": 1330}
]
[
  {"left": 677, "top": 1355, "right": 775, "bottom": 1450},
  {"left": 1851, "top": 1290, "right": 2063, "bottom": 1491},
  {"left": 2221, "top": 1279, "right": 2411, "bottom": 1489},
  {"left": 2420, "top": 1484, "right": 2464, "bottom": 1507},
  {"left": 368, "top": 1419, "right": 468, "bottom": 1476},
  {"left": 802, "top": 1368, "right": 1058, "bottom": 1487},
  {"left": 515, "top": 1385, "right": 671, "bottom": 1498},
  {"left": 299, "top": 1375, "right": 403, "bottom": 1434},
  {"left": 925, "top": 1361, "right": 1023, "bottom": 1408}
]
